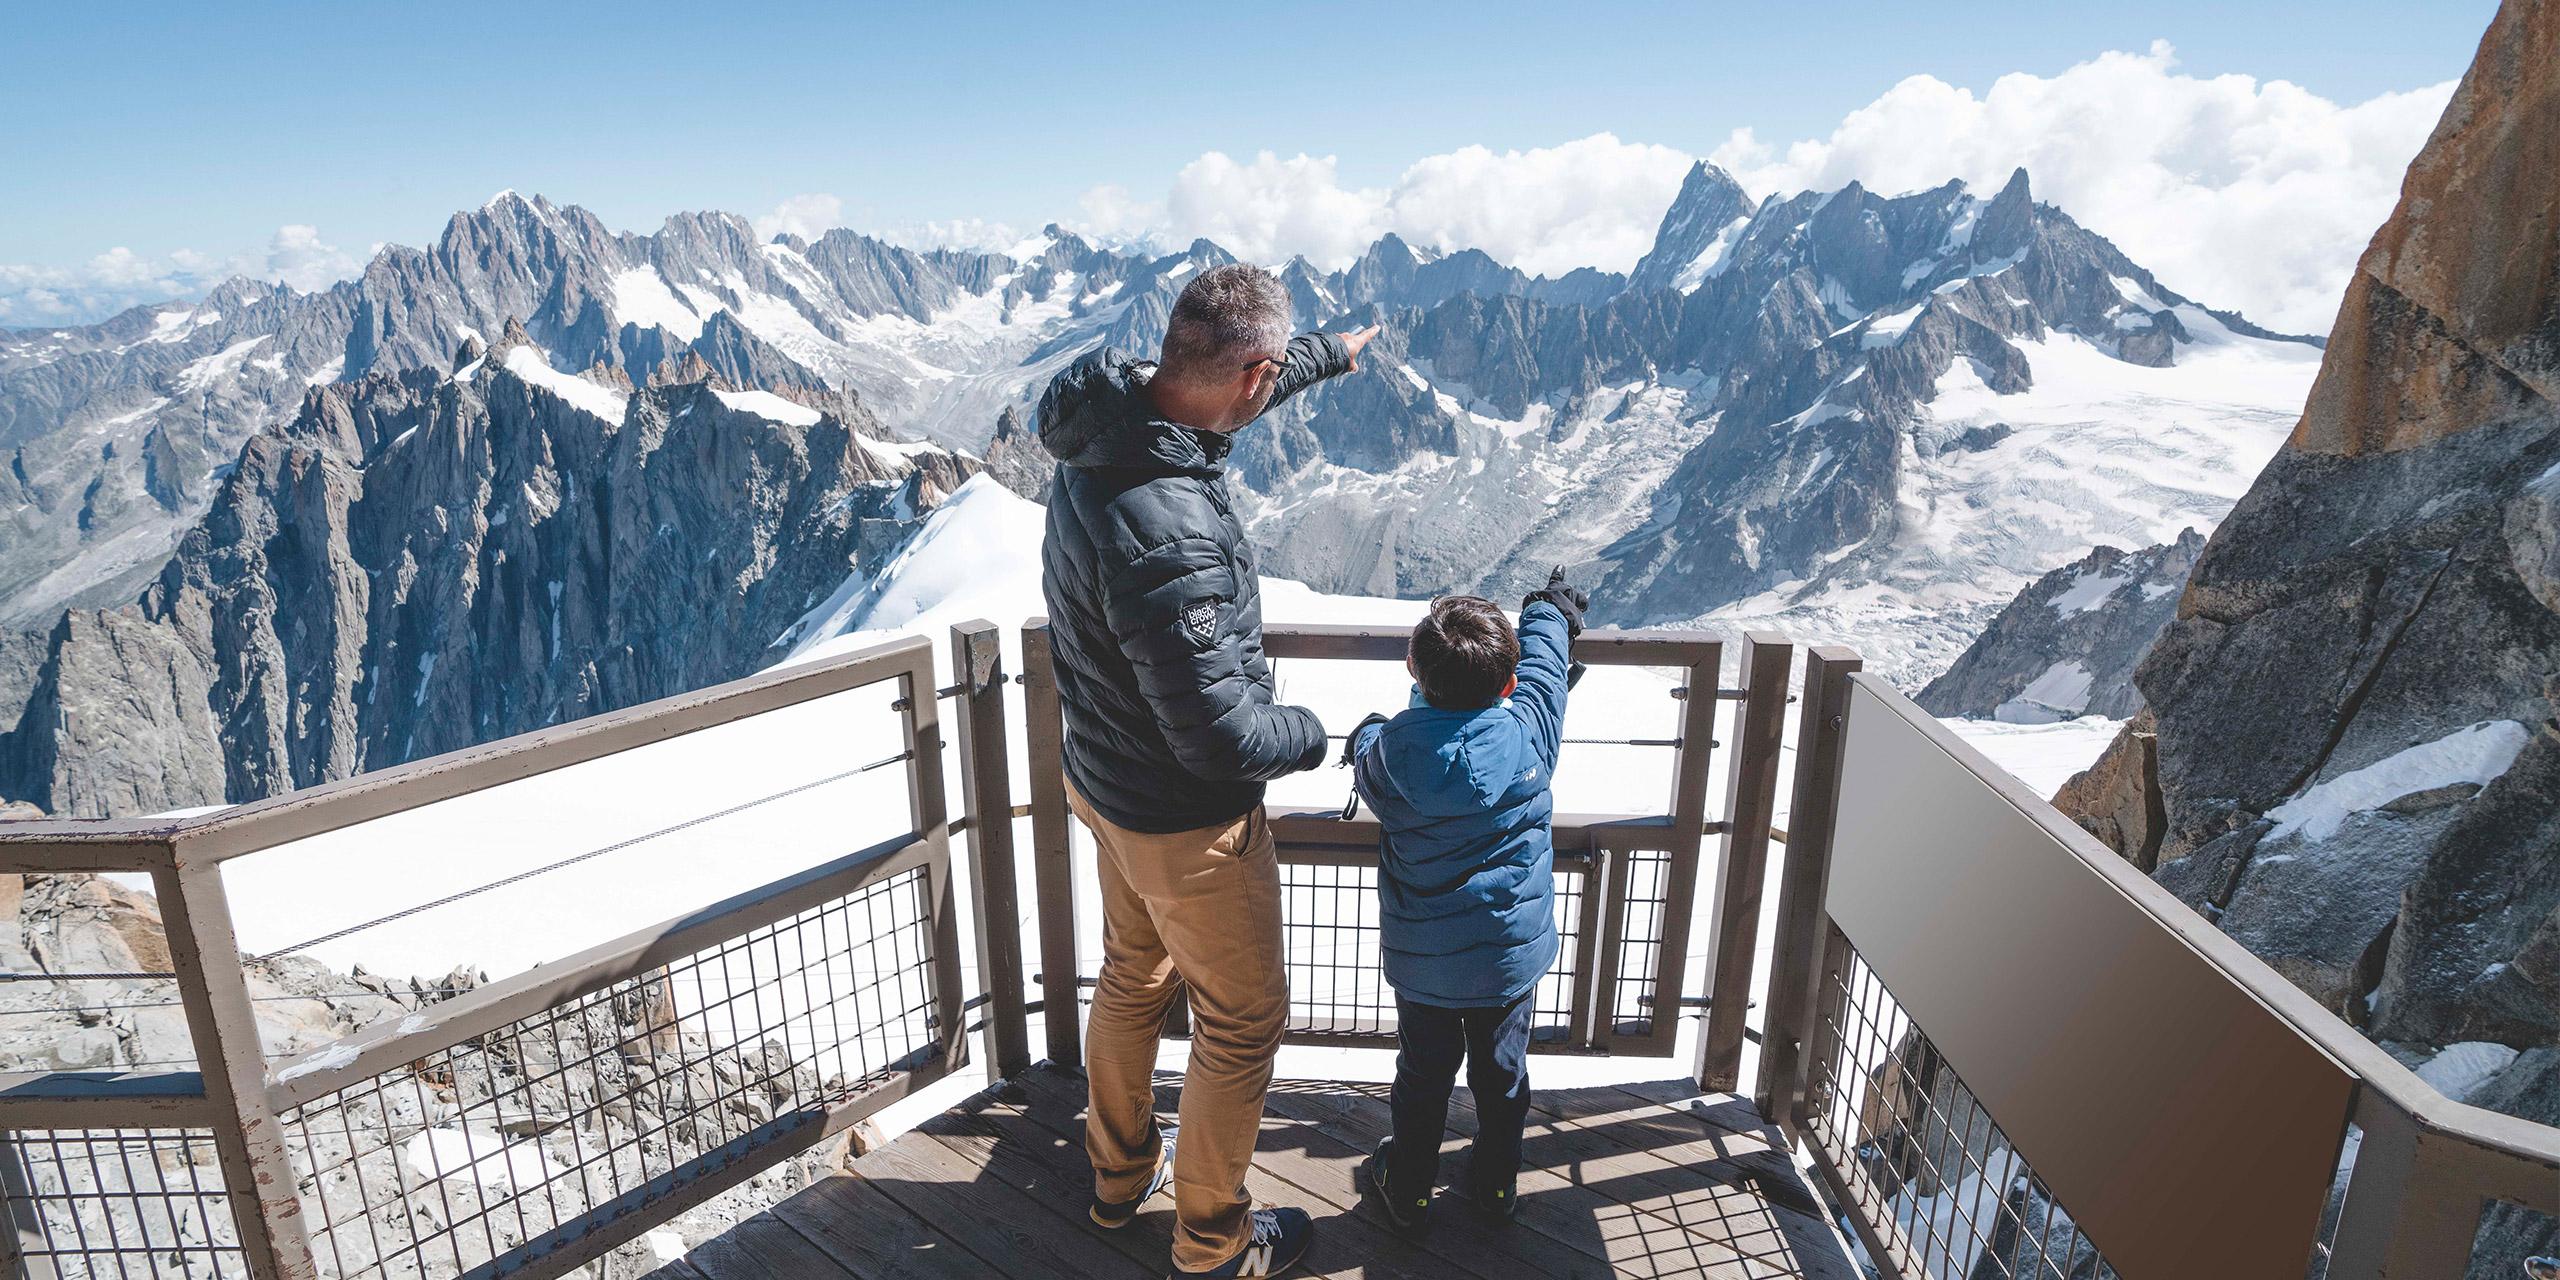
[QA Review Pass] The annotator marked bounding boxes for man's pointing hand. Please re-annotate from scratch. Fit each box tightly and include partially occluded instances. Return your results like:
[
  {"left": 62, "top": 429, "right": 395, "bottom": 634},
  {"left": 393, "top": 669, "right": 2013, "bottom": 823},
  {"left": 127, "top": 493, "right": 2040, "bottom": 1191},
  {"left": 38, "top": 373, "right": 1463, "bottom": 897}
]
[{"left": 1341, "top": 324, "right": 1381, "bottom": 371}]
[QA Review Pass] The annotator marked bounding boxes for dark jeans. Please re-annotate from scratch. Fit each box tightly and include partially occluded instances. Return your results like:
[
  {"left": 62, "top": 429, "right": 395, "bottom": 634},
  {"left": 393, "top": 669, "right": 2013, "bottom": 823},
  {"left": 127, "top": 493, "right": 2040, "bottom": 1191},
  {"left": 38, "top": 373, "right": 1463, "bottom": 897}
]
[{"left": 1386, "top": 992, "right": 1532, "bottom": 1198}]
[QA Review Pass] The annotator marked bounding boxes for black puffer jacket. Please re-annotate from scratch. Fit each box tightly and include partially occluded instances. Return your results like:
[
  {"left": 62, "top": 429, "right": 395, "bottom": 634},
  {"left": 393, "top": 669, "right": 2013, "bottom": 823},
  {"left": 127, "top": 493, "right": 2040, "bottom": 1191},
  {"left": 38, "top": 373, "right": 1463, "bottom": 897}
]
[{"left": 1038, "top": 333, "right": 1351, "bottom": 833}]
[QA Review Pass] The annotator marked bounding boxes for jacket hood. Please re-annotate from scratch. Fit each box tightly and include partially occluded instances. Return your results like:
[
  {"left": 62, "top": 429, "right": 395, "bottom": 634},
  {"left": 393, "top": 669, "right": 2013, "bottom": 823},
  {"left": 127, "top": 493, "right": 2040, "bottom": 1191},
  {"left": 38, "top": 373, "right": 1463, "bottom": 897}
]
[
  {"left": 1035, "top": 347, "right": 1230, "bottom": 474},
  {"left": 1369, "top": 700, "right": 1541, "bottom": 821}
]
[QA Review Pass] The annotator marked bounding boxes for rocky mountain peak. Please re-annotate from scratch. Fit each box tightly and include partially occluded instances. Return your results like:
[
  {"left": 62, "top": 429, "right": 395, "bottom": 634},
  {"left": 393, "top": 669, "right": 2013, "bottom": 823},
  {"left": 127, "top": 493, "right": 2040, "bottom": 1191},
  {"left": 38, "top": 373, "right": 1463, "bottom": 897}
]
[
  {"left": 1971, "top": 166, "right": 2039, "bottom": 260},
  {"left": 1626, "top": 162, "right": 1755, "bottom": 294}
]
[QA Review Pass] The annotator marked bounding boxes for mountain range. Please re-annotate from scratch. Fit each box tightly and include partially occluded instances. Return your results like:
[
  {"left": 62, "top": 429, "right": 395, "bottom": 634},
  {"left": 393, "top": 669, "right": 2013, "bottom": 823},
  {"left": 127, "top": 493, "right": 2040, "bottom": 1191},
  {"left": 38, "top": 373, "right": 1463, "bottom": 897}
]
[{"left": 1, "top": 164, "right": 2325, "bottom": 813}]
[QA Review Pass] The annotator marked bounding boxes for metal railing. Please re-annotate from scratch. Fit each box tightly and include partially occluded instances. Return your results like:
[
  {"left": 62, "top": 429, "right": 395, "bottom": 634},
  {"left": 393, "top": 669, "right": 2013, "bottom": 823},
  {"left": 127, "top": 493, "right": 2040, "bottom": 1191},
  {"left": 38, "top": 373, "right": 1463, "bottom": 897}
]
[
  {"left": 0, "top": 618, "right": 2554, "bottom": 1279},
  {"left": 0, "top": 631, "right": 974, "bottom": 1280},
  {"left": 1757, "top": 650, "right": 2560, "bottom": 1280},
  {"left": 1017, "top": 621, "right": 1792, "bottom": 1071}
]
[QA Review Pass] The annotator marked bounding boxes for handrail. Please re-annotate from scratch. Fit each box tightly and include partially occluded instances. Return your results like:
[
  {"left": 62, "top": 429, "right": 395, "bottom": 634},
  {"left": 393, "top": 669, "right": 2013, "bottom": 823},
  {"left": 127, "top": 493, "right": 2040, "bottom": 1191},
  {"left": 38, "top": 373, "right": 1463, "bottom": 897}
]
[
  {"left": 1850, "top": 673, "right": 2560, "bottom": 1180},
  {"left": 1766, "top": 667, "right": 2560, "bottom": 1279}
]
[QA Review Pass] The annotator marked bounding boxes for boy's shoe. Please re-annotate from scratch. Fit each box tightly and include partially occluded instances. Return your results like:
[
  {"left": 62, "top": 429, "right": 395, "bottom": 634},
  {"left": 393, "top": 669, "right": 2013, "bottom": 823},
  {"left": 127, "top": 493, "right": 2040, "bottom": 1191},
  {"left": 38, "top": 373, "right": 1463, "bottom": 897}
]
[
  {"left": 1091, "top": 1127, "right": 1178, "bottom": 1229},
  {"left": 1467, "top": 1177, "right": 1520, "bottom": 1222},
  {"left": 1171, "top": 1206, "right": 1313, "bottom": 1277},
  {"left": 1363, "top": 1136, "right": 1430, "bottom": 1232}
]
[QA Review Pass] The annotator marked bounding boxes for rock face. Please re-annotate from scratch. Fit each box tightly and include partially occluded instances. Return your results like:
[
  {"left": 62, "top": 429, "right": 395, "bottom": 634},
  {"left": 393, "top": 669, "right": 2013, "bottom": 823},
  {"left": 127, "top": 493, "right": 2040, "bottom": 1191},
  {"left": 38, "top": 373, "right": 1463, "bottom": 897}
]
[
  {"left": 0, "top": 332, "right": 969, "bottom": 816},
  {"left": 2058, "top": 4, "right": 2560, "bottom": 1266},
  {"left": 1914, "top": 530, "right": 2202, "bottom": 721}
]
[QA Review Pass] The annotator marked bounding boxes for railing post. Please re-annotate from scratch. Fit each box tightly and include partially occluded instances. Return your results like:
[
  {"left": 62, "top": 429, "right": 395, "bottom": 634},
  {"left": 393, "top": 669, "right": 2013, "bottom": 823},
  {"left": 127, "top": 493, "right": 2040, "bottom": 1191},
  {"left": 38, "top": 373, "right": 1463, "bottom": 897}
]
[
  {"left": 1020, "top": 620, "right": 1084, "bottom": 1072},
  {"left": 2326, "top": 1094, "right": 2491, "bottom": 1280},
  {"left": 1628, "top": 641, "right": 1723, "bottom": 1054},
  {"left": 1752, "top": 646, "right": 1860, "bottom": 1130},
  {"left": 951, "top": 620, "right": 1031, "bottom": 1082},
  {"left": 897, "top": 644, "right": 970, "bottom": 1074},
  {"left": 1698, "top": 632, "right": 1793, "bottom": 1092},
  {"left": 152, "top": 856, "right": 319, "bottom": 1280}
]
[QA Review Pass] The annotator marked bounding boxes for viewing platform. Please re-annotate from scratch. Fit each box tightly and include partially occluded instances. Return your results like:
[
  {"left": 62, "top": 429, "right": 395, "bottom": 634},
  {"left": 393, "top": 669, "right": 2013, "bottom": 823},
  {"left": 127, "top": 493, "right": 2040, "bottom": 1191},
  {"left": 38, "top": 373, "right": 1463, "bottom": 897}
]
[
  {"left": 660, "top": 1065, "right": 1851, "bottom": 1280},
  {"left": 0, "top": 620, "right": 2551, "bottom": 1279}
]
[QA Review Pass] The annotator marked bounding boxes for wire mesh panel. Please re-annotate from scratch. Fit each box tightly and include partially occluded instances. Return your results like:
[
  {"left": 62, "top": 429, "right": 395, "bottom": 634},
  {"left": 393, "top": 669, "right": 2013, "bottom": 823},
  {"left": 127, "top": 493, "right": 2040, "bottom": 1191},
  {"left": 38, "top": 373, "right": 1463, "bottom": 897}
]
[
  {"left": 275, "top": 866, "right": 944, "bottom": 1280},
  {"left": 1804, "top": 940, "right": 2119, "bottom": 1280},
  {"left": 0, "top": 1128, "right": 244, "bottom": 1278},
  {"left": 1608, "top": 845, "right": 1674, "bottom": 1041},
  {"left": 1275, "top": 855, "right": 1586, "bottom": 1047}
]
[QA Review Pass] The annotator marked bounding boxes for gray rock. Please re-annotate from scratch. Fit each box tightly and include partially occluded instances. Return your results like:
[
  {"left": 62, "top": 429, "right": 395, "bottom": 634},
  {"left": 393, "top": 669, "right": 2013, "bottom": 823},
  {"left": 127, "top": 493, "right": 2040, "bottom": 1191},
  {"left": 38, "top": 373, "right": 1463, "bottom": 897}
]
[
  {"left": 1917, "top": 531, "right": 2204, "bottom": 720},
  {"left": 0, "top": 343, "right": 972, "bottom": 816}
]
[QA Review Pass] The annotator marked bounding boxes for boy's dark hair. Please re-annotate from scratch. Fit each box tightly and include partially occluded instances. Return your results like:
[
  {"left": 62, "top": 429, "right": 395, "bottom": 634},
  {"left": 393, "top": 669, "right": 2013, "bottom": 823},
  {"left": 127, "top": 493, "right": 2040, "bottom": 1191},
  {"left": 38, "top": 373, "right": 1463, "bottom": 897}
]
[{"left": 1410, "top": 596, "right": 1520, "bottom": 709}]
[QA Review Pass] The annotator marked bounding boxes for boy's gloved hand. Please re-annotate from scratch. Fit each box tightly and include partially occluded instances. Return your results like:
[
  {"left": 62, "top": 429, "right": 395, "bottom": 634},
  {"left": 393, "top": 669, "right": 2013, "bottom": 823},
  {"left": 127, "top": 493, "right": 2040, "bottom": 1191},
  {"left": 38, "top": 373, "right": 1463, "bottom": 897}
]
[
  {"left": 1338, "top": 712, "right": 1391, "bottom": 767},
  {"left": 1522, "top": 565, "right": 1590, "bottom": 638}
]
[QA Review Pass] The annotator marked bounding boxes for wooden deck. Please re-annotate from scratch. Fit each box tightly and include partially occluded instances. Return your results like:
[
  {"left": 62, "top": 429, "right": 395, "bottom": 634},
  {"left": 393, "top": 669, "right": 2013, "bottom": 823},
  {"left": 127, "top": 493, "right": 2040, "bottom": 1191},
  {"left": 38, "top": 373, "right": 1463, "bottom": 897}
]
[{"left": 657, "top": 1063, "right": 1858, "bottom": 1279}]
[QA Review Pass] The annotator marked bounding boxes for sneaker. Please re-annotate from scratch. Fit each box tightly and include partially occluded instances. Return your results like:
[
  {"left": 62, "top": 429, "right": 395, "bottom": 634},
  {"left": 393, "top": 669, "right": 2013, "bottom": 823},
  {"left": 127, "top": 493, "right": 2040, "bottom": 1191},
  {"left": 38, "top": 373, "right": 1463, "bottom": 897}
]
[
  {"left": 1469, "top": 1180, "right": 1519, "bottom": 1221},
  {"left": 1091, "top": 1127, "right": 1178, "bottom": 1229},
  {"left": 1172, "top": 1206, "right": 1313, "bottom": 1277},
  {"left": 1363, "top": 1136, "right": 1429, "bottom": 1232}
]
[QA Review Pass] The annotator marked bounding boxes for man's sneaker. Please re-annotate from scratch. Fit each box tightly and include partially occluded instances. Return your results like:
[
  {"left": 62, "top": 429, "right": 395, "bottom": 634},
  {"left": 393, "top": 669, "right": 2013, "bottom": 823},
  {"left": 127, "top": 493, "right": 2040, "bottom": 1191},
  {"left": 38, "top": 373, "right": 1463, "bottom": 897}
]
[
  {"left": 1363, "top": 1136, "right": 1429, "bottom": 1231},
  {"left": 1172, "top": 1206, "right": 1313, "bottom": 1277},
  {"left": 1090, "top": 1128, "right": 1178, "bottom": 1229}
]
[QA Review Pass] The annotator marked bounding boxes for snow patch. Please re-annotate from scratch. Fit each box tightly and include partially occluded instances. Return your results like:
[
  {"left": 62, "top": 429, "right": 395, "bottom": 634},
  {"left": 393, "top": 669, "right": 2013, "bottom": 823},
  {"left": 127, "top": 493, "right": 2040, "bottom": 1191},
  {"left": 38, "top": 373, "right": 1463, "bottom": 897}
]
[
  {"left": 2266, "top": 720, "right": 2533, "bottom": 842},
  {"left": 713, "top": 388, "right": 821, "bottom": 426},
  {"left": 1994, "top": 661, "right": 2094, "bottom": 724},
  {"left": 2414, "top": 1041, "right": 2519, "bottom": 1103},
  {"left": 403, "top": 1127, "right": 566, "bottom": 1195},
  {"left": 2049, "top": 571, "right": 2128, "bottom": 614},
  {"left": 500, "top": 346, "right": 630, "bottom": 424},
  {"left": 609, "top": 267, "right": 708, "bottom": 341}
]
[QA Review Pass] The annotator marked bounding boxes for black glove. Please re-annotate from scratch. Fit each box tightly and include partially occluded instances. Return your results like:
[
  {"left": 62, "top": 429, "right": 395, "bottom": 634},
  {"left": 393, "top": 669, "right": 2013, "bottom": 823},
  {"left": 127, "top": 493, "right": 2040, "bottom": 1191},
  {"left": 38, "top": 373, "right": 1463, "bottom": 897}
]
[
  {"left": 1338, "top": 712, "right": 1391, "bottom": 767},
  {"left": 1522, "top": 565, "right": 1589, "bottom": 638}
]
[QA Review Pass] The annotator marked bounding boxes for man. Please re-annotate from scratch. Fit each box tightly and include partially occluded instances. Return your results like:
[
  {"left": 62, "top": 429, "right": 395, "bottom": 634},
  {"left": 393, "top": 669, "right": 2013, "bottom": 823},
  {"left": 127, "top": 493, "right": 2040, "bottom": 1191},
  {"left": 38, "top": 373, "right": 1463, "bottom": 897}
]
[{"left": 1037, "top": 262, "right": 1376, "bottom": 1278}]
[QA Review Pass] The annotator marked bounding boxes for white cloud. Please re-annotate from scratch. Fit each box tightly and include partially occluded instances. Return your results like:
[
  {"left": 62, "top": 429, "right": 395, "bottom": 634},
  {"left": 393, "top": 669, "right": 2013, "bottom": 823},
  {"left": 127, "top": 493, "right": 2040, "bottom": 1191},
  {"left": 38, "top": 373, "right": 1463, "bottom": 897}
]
[
  {"left": 1071, "top": 134, "right": 1694, "bottom": 277},
  {"left": 1065, "top": 47, "right": 2445, "bottom": 331},
  {"left": 874, "top": 216, "right": 1024, "bottom": 255},
  {"left": 1707, "top": 42, "right": 2452, "bottom": 333},
  {"left": 0, "top": 226, "right": 365, "bottom": 326},
  {"left": 751, "top": 193, "right": 845, "bottom": 243}
]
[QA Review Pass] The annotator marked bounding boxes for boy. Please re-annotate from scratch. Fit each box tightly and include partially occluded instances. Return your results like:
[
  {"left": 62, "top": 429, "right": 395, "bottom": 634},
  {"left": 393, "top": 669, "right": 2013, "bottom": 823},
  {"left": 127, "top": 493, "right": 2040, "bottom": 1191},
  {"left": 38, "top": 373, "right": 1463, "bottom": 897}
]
[{"left": 1343, "top": 569, "right": 1588, "bottom": 1229}]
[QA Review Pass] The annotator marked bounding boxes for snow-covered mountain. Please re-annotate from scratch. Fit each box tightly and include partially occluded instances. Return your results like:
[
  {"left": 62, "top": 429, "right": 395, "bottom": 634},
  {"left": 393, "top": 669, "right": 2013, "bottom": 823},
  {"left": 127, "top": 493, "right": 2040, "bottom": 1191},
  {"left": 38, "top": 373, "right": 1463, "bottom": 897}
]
[
  {"left": 0, "top": 325, "right": 970, "bottom": 816},
  {"left": 5, "top": 171, "right": 2316, "bottom": 692},
  {"left": 3, "top": 164, "right": 2326, "bottom": 811}
]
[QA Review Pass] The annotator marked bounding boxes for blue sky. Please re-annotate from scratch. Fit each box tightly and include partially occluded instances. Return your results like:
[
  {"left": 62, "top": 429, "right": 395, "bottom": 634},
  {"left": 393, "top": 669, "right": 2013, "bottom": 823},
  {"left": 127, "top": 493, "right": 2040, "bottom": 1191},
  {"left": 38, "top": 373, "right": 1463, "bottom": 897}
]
[{"left": 0, "top": 1, "right": 2497, "bottom": 329}]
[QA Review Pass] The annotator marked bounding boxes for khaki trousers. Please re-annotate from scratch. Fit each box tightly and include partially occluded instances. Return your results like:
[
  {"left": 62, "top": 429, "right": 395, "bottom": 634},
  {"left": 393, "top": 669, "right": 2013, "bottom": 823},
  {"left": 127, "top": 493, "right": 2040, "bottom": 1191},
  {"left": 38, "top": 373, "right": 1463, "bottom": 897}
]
[{"left": 1069, "top": 785, "right": 1287, "bottom": 1273}]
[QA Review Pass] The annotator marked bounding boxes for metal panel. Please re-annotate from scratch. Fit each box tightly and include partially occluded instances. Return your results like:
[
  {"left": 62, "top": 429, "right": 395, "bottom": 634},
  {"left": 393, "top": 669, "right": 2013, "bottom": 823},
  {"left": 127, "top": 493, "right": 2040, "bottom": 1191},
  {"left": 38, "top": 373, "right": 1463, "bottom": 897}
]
[
  {"left": 1613, "top": 643, "right": 1721, "bottom": 1055},
  {"left": 1825, "top": 676, "right": 2354, "bottom": 1279}
]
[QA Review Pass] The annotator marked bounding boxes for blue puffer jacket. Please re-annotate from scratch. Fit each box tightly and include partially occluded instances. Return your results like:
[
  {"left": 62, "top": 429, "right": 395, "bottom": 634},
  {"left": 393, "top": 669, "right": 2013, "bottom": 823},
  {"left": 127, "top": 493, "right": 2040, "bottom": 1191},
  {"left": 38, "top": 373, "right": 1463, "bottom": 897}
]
[{"left": 1350, "top": 603, "right": 1570, "bottom": 1008}]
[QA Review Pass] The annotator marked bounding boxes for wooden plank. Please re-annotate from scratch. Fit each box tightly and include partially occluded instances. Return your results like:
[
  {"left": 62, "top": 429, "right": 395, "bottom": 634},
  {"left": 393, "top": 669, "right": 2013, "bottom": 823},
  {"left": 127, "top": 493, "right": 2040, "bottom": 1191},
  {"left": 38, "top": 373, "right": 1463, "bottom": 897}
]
[
  {"left": 1006, "top": 1066, "right": 1465, "bottom": 1280},
  {"left": 685, "top": 1212, "right": 862, "bottom": 1280},
  {"left": 637, "top": 1257, "right": 711, "bottom": 1279},
  {"left": 1559, "top": 1082, "right": 1858, "bottom": 1280},
  {"left": 765, "top": 1175, "right": 988, "bottom": 1280},
  {"left": 849, "top": 1114, "right": 1154, "bottom": 1279},
  {"left": 1262, "top": 1078, "right": 1777, "bottom": 1279},
  {"left": 916, "top": 1082, "right": 1182, "bottom": 1277}
]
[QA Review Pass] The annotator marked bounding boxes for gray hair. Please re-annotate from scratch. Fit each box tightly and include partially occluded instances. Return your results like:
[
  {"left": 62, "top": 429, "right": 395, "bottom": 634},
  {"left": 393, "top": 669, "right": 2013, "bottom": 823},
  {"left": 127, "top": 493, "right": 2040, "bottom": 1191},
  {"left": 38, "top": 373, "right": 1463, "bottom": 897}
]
[{"left": 1158, "top": 263, "right": 1291, "bottom": 385}]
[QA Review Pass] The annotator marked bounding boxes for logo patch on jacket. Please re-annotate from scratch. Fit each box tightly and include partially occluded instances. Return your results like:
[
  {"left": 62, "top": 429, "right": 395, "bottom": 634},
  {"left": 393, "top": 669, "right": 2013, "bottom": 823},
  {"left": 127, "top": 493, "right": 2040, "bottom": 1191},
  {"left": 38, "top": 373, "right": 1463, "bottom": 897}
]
[{"left": 1182, "top": 598, "right": 1219, "bottom": 646}]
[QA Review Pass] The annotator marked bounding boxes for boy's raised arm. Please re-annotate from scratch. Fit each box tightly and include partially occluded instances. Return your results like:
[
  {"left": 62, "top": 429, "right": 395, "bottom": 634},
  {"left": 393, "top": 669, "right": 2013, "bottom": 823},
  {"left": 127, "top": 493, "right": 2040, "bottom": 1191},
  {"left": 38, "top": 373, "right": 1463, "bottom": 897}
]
[{"left": 1513, "top": 567, "right": 1587, "bottom": 765}]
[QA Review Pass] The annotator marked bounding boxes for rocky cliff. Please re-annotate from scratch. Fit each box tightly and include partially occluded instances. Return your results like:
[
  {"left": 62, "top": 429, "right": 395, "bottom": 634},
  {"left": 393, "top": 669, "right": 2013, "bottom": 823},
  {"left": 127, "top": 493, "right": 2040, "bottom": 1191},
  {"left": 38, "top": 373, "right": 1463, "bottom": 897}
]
[
  {"left": 1915, "top": 531, "right": 2202, "bottom": 721},
  {"left": 0, "top": 326, "right": 970, "bottom": 816},
  {"left": 2058, "top": 2, "right": 2560, "bottom": 1267}
]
